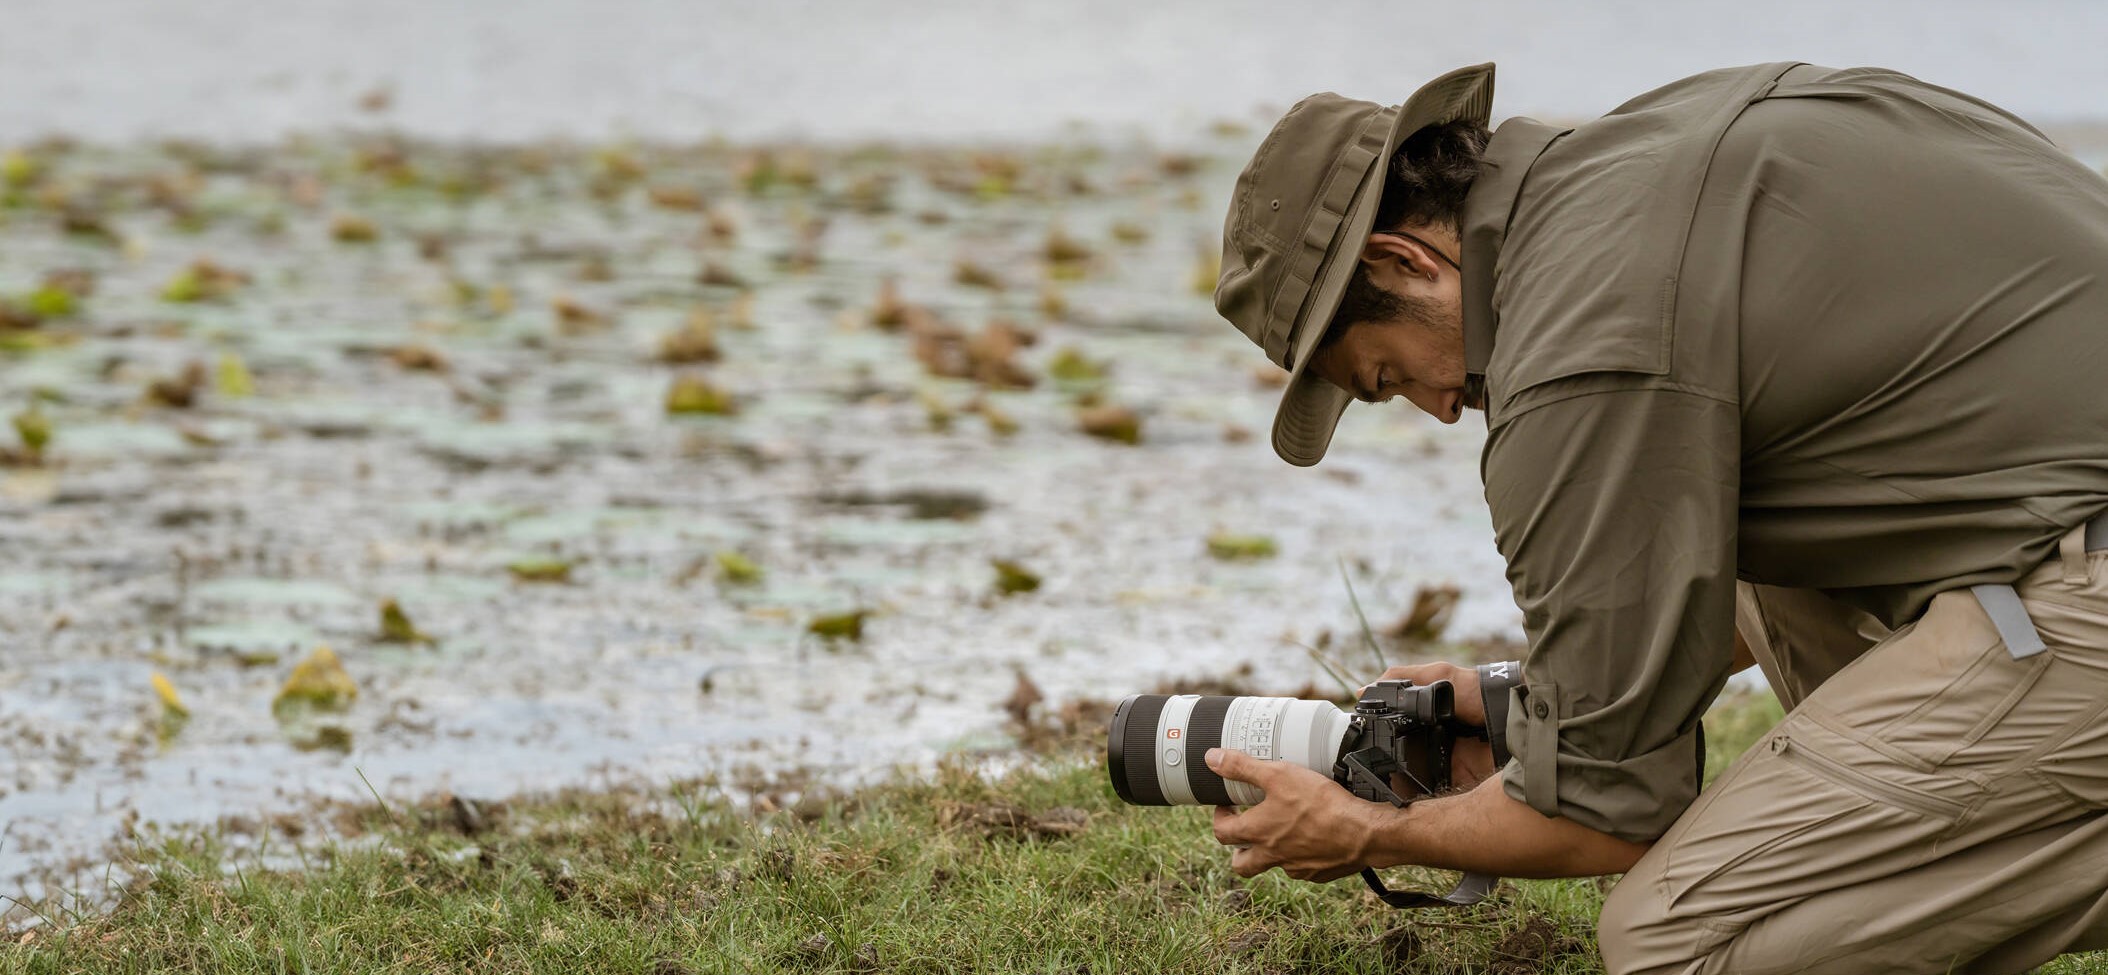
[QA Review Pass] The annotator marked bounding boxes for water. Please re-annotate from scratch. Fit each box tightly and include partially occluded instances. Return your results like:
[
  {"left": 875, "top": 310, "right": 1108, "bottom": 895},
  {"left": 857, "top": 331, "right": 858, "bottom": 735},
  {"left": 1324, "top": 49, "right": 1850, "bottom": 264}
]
[
  {"left": 1, "top": 0, "right": 2107, "bottom": 145},
  {"left": 0, "top": 134, "right": 1514, "bottom": 907}
]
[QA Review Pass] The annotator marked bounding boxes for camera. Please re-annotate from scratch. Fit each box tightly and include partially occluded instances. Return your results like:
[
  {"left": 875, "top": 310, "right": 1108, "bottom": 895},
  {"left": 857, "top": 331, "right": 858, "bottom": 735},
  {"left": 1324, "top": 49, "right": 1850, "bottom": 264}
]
[{"left": 1106, "top": 667, "right": 1521, "bottom": 908}]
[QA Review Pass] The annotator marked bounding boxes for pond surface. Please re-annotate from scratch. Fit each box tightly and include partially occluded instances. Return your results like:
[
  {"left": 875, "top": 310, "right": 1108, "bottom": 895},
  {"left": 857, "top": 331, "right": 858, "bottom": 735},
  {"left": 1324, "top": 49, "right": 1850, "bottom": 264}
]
[{"left": 0, "top": 131, "right": 1521, "bottom": 908}]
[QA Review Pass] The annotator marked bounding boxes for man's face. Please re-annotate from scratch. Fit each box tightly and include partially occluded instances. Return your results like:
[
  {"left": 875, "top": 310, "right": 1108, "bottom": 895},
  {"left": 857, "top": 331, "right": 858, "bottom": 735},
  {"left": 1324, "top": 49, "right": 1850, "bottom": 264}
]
[{"left": 1304, "top": 231, "right": 1471, "bottom": 423}]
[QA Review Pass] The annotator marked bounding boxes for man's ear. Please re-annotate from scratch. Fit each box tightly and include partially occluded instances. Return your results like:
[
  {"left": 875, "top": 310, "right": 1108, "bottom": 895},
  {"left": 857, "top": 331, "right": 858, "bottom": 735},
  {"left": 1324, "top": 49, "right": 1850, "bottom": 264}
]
[{"left": 1358, "top": 233, "right": 1430, "bottom": 288}]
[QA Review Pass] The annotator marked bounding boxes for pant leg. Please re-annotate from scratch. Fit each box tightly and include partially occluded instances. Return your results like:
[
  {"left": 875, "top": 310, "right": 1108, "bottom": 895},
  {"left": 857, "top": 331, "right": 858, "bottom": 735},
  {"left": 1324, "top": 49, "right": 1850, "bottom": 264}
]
[
  {"left": 1734, "top": 582, "right": 1885, "bottom": 711},
  {"left": 1604, "top": 546, "right": 2108, "bottom": 975}
]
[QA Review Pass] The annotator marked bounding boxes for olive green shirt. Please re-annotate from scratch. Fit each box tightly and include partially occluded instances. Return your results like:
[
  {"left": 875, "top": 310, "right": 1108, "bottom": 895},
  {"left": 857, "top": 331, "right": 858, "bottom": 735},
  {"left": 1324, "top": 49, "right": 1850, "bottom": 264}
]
[{"left": 1464, "top": 62, "right": 2108, "bottom": 841}]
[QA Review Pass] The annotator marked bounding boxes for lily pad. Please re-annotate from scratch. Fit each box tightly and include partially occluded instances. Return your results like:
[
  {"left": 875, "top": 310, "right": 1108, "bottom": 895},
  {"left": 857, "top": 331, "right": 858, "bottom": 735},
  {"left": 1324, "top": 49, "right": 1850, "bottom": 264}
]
[
  {"left": 1206, "top": 533, "right": 1277, "bottom": 560},
  {"left": 273, "top": 645, "right": 358, "bottom": 715}
]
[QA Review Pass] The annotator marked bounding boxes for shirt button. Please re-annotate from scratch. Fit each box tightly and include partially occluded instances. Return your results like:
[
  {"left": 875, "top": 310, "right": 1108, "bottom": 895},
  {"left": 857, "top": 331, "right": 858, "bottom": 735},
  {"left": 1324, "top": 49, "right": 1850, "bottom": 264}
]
[
  {"left": 1533, "top": 701, "right": 1550, "bottom": 719},
  {"left": 1269, "top": 199, "right": 1280, "bottom": 210}
]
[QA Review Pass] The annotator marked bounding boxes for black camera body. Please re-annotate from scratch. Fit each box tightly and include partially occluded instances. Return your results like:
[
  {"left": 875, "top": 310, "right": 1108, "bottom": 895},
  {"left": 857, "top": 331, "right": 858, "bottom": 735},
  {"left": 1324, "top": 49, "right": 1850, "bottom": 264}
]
[{"left": 1332, "top": 678, "right": 1468, "bottom": 806}]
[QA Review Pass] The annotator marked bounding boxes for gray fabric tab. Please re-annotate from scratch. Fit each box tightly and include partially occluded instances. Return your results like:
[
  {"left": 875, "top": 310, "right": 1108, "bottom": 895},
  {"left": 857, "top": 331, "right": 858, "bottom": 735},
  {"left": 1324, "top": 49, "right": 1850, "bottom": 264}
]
[{"left": 1972, "top": 584, "right": 2047, "bottom": 659}]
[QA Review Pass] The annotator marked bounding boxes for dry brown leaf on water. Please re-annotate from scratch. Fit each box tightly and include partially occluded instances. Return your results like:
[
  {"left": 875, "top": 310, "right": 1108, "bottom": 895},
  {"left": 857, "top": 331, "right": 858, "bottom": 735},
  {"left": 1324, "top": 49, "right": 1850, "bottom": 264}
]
[
  {"left": 657, "top": 308, "right": 720, "bottom": 364},
  {"left": 705, "top": 208, "right": 739, "bottom": 243},
  {"left": 698, "top": 262, "right": 747, "bottom": 288},
  {"left": 1386, "top": 584, "right": 1461, "bottom": 644},
  {"left": 331, "top": 213, "right": 378, "bottom": 243},
  {"left": 1003, "top": 671, "right": 1044, "bottom": 725},
  {"left": 145, "top": 362, "right": 208, "bottom": 408},
  {"left": 389, "top": 343, "right": 449, "bottom": 372},
  {"left": 551, "top": 294, "right": 611, "bottom": 334},
  {"left": 965, "top": 320, "right": 1037, "bottom": 389},
  {"left": 953, "top": 260, "right": 1002, "bottom": 290},
  {"left": 869, "top": 278, "right": 910, "bottom": 331},
  {"left": 647, "top": 184, "right": 706, "bottom": 211},
  {"left": 1043, "top": 224, "right": 1093, "bottom": 265},
  {"left": 1076, "top": 404, "right": 1141, "bottom": 444}
]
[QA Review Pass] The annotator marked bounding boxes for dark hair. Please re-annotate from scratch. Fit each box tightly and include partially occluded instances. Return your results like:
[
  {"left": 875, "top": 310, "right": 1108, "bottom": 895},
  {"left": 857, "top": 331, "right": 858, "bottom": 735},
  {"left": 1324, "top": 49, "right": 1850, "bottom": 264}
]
[{"left": 1325, "top": 119, "right": 1491, "bottom": 337}]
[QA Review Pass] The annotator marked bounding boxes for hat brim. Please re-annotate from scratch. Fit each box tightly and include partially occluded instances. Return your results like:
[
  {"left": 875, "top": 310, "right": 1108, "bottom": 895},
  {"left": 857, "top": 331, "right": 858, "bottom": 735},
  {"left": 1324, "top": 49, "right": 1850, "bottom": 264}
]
[{"left": 1270, "top": 63, "right": 1496, "bottom": 467}]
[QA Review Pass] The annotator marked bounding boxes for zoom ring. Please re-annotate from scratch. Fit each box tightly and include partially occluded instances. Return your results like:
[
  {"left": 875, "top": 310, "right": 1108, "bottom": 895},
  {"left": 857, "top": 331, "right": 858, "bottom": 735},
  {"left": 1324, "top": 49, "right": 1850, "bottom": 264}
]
[{"left": 1184, "top": 696, "right": 1234, "bottom": 806}]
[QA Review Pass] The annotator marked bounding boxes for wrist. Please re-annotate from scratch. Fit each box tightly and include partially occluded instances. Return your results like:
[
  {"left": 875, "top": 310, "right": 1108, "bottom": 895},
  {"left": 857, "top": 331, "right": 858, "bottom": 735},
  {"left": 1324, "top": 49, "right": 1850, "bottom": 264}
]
[{"left": 1357, "top": 797, "right": 1426, "bottom": 870}]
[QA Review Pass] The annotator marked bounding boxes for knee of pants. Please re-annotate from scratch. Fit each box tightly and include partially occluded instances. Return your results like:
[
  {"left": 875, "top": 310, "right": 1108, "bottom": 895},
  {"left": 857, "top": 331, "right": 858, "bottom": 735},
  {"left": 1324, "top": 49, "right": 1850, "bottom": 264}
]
[{"left": 1598, "top": 870, "right": 1708, "bottom": 975}]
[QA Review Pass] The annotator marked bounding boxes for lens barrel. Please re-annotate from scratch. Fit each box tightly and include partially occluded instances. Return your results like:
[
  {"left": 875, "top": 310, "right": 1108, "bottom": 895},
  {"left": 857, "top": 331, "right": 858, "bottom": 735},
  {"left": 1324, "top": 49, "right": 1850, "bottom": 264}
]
[
  {"left": 1108, "top": 694, "right": 1167, "bottom": 805},
  {"left": 1107, "top": 693, "right": 1351, "bottom": 807}
]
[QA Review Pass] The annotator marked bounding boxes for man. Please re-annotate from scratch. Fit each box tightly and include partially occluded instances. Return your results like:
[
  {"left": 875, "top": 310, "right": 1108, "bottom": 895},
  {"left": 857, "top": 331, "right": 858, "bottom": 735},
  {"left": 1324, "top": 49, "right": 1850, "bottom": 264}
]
[{"left": 1205, "top": 61, "right": 2108, "bottom": 974}]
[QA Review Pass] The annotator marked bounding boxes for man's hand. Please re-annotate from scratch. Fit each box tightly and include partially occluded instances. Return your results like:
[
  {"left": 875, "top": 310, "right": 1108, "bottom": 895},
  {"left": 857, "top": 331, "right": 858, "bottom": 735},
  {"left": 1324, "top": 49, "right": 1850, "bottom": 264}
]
[
  {"left": 1206, "top": 747, "right": 1379, "bottom": 883},
  {"left": 1363, "top": 661, "right": 1483, "bottom": 725},
  {"left": 1364, "top": 662, "right": 1496, "bottom": 789}
]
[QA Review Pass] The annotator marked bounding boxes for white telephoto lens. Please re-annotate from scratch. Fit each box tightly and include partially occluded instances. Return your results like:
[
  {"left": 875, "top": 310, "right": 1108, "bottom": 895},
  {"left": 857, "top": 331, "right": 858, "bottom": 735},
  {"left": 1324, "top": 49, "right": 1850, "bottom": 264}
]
[{"left": 1216, "top": 697, "right": 1352, "bottom": 805}]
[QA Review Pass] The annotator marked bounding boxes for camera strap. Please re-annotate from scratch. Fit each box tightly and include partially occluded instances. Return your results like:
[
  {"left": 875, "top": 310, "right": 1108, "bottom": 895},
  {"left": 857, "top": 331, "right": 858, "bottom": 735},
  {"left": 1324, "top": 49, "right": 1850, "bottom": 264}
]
[
  {"left": 1339, "top": 749, "right": 1500, "bottom": 908},
  {"left": 1360, "top": 866, "right": 1499, "bottom": 909},
  {"left": 1477, "top": 660, "right": 1524, "bottom": 767}
]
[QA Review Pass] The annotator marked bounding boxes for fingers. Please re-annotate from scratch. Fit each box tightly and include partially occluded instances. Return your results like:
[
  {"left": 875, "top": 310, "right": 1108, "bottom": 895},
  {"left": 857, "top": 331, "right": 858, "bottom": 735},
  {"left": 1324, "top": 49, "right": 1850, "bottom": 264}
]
[
  {"left": 1229, "top": 845, "right": 1274, "bottom": 878},
  {"left": 1360, "top": 661, "right": 1460, "bottom": 695},
  {"left": 1211, "top": 804, "right": 1244, "bottom": 845}
]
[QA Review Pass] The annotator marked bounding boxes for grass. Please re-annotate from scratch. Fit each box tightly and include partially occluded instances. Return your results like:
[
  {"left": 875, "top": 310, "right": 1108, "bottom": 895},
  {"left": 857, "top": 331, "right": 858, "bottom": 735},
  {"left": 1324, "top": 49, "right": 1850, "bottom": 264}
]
[{"left": 1, "top": 693, "right": 2102, "bottom": 974}]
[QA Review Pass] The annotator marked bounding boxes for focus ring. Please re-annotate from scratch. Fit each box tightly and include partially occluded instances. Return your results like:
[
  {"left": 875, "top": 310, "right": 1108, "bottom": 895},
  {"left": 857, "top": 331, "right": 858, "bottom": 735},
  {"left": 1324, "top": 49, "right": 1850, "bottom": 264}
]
[
  {"left": 1119, "top": 695, "right": 1168, "bottom": 805},
  {"left": 1184, "top": 696, "right": 1234, "bottom": 806}
]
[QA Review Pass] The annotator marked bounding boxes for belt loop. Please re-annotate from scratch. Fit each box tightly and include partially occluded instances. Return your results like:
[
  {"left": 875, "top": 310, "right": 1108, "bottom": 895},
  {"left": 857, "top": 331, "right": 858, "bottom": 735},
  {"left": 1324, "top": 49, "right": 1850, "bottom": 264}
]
[
  {"left": 1973, "top": 584, "right": 2048, "bottom": 659},
  {"left": 2061, "top": 523, "right": 2091, "bottom": 586}
]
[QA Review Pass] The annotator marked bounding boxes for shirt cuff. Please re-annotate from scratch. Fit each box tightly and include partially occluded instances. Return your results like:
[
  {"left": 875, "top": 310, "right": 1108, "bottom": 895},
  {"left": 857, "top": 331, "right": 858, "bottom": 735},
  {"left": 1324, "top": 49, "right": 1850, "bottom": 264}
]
[{"left": 1500, "top": 680, "right": 1706, "bottom": 843}]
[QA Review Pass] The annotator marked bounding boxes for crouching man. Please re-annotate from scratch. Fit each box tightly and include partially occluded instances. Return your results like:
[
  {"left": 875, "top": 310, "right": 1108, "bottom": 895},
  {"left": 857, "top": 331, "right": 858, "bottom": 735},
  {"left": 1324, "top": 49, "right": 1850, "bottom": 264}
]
[{"left": 1206, "top": 61, "right": 2108, "bottom": 974}]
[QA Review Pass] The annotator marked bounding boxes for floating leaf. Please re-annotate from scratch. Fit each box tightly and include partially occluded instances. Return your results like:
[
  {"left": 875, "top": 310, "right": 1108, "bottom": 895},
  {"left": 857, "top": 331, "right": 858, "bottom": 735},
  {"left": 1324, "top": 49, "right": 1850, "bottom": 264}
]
[
  {"left": 657, "top": 308, "right": 720, "bottom": 364},
  {"left": 992, "top": 560, "right": 1041, "bottom": 596},
  {"left": 807, "top": 609, "right": 870, "bottom": 642},
  {"left": 11, "top": 404, "right": 51, "bottom": 455},
  {"left": 22, "top": 286, "right": 76, "bottom": 319},
  {"left": 507, "top": 558, "right": 574, "bottom": 583},
  {"left": 647, "top": 184, "right": 706, "bottom": 211},
  {"left": 331, "top": 213, "right": 379, "bottom": 243},
  {"left": 151, "top": 671, "right": 189, "bottom": 718},
  {"left": 1043, "top": 224, "right": 1093, "bottom": 265},
  {"left": 665, "top": 374, "right": 737, "bottom": 415},
  {"left": 1206, "top": 533, "right": 1277, "bottom": 560},
  {"left": 273, "top": 645, "right": 358, "bottom": 715},
  {"left": 714, "top": 550, "right": 763, "bottom": 585},
  {"left": 161, "top": 258, "right": 248, "bottom": 303},
  {"left": 389, "top": 343, "right": 449, "bottom": 372},
  {"left": 1387, "top": 584, "right": 1461, "bottom": 644},
  {"left": 1, "top": 149, "right": 40, "bottom": 188},
  {"left": 216, "top": 353, "right": 254, "bottom": 397},
  {"left": 953, "top": 260, "right": 1002, "bottom": 290},
  {"left": 377, "top": 598, "right": 435, "bottom": 645},
  {"left": 1046, "top": 346, "right": 1106, "bottom": 383},
  {"left": 1076, "top": 405, "right": 1141, "bottom": 445}
]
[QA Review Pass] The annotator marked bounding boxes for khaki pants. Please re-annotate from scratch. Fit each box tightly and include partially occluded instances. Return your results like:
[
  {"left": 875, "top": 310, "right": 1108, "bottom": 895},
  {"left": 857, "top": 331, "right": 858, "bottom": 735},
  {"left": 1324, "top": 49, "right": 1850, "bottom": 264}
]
[{"left": 1601, "top": 525, "right": 2108, "bottom": 975}]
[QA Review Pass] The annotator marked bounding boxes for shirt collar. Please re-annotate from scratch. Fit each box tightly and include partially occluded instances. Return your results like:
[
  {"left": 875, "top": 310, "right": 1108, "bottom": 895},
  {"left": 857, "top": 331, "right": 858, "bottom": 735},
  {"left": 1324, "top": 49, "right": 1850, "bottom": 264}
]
[{"left": 1460, "top": 117, "right": 1569, "bottom": 376}]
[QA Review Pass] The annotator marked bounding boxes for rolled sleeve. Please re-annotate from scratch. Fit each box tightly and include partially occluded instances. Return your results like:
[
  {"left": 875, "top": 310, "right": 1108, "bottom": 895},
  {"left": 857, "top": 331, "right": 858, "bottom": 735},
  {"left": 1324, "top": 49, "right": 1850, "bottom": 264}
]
[{"left": 1484, "top": 381, "right": 1739, "bottom": 843}]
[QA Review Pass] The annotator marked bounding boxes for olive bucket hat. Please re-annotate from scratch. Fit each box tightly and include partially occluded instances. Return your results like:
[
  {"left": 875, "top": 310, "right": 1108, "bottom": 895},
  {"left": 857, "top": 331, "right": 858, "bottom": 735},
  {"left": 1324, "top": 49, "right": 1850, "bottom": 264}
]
[{"left": 1213, "top": 63, "right": 1494, "bottom": 466}]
